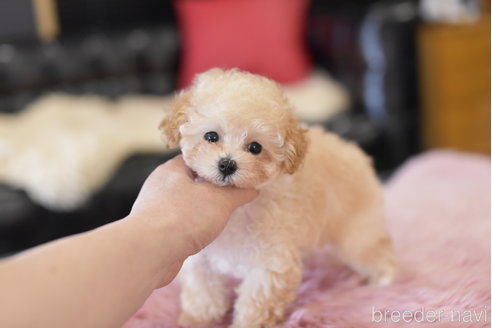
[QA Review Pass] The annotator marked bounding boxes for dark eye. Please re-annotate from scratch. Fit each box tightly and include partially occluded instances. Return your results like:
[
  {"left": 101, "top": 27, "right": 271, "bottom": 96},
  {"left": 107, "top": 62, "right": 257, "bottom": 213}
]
[
  {"left": 204, "top": 131, "right": 219, "bottom": 143},
  {"left": 247, "top": 142, "right": 262, "bottom": 155}
]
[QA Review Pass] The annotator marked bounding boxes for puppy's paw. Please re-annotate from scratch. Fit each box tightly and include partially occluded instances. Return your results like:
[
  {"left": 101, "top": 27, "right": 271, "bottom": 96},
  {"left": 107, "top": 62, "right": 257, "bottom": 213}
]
[
  {"left": 368, "top": 248, "right": 397, "bottom": 286},
  {"left": 179, "top": 296, "right": 230, "bottom": 327},
  {"left": 229, "top": 320, "right": 278, "bottom": 328},
  {"left": 369, "top": 265, "right": 396, "bottom": 286},
  {"left": 178, "top": 306, "right": 229, "bottom": 327},
  {"left": 178, "top": 312, "right": 202, "bottom": 327},
  {"left": 230, "top": 302, "right": 286, "bottom": 328},
  {"left": 178, "top": 312, "right": 216, "bottom": 328},
  {"left": 229, "top": 319, "right": 281, "bottom": 328}
]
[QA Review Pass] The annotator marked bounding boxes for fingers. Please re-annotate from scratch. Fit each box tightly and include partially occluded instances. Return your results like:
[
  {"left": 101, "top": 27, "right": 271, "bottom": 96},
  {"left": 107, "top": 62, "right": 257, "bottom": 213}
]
[
  {"left": 194, "top": 182, "right": 259, "bottom": 210},
  {"left": 153, "top": 155, "right": 195, "bottom": 181},
  {"left": 168, "top": 156, "right": 197, "bottom": 179},
  {"left": 161, "top": 155, "right": 186, "bottom": 173},
  {"left": 155, "top": 155, "right": 259, "bottom": 207},
  {"left": 218, "top": 187, "right": 259, "bottom": 207}
]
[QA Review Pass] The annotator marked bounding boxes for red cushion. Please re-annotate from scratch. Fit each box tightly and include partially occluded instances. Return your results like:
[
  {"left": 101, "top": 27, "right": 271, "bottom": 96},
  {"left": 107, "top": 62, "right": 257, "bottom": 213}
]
[{"left": 174, "top": 0, "right": 311, "bottom": 88}]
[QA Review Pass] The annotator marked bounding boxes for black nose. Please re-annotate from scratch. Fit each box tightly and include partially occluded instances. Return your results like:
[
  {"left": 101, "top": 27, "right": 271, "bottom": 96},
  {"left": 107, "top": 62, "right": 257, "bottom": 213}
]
[{"left": 218, "top": 158, "right": 237, "bottom": 176}]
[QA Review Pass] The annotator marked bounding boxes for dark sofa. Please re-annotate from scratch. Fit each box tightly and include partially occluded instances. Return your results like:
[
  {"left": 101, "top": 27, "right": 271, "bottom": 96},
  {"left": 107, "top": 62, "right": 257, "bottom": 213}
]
[{"left": 0, "top": 0, "right": 420, "bottom": 255}]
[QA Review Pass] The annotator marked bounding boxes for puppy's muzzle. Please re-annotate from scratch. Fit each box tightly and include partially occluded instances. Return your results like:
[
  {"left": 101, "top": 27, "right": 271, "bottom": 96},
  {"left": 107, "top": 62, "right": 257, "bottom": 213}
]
[{"left": 218, "top": 157, "right": 237, "bottom": 176}]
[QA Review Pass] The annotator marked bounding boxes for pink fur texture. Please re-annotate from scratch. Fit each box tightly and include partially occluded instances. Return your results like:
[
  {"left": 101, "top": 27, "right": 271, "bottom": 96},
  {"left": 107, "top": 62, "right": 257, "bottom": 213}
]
[{"left": 124, "top": 150, "right": 491, "bottom": 328}]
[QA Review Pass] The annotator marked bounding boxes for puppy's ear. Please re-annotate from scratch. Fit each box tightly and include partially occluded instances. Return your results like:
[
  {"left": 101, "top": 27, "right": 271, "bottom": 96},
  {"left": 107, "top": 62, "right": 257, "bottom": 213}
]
[
  {"left": 159, "top": 90, "right": 190, "bottom": 148},
  {"left": 282, "top": 120, "right": 308, "bottom": 174}
]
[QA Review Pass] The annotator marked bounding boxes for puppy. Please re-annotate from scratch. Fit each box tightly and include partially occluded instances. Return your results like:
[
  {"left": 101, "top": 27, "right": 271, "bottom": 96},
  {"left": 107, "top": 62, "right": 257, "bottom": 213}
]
[{"left": 160, "top": 68, "right": 396, "bottom": 328}]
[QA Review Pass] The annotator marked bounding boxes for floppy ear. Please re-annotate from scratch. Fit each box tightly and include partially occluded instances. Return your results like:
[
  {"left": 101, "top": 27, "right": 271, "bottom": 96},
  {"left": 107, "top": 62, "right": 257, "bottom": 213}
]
[
  {"left": 282, "top": 121, "right": 308, "bottom": 174},
  {"left": 159, "top": 90, "right": 190, "bottom": 149}
]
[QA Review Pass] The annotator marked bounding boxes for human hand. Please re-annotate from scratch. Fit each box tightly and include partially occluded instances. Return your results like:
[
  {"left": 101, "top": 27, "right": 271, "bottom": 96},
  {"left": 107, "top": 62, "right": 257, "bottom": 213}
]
[{"left": 129, "top": 156, "right": 258, "bottom": 260}]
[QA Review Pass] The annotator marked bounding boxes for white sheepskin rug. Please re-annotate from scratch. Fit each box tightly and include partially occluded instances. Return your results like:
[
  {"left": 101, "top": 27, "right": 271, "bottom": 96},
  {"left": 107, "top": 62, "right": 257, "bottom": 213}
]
[
  {"left": 0, "top": 94, "right": 171, "bottom": 210},
  {"left": 0, "top": 71, "right": 348, "bottom": 210}
]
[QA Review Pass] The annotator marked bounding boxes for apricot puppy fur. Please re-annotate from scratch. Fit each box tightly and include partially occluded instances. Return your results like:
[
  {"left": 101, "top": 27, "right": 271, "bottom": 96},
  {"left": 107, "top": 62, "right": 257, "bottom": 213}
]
[{"left": 160, "top": 68, "right": 396, "bottom": 328}]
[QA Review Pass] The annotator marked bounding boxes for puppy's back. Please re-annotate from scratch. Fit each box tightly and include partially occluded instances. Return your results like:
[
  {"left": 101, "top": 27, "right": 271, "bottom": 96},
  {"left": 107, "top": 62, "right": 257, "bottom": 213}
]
[{"left": 293, "top": 127, "right": 384, "bottom": 244}]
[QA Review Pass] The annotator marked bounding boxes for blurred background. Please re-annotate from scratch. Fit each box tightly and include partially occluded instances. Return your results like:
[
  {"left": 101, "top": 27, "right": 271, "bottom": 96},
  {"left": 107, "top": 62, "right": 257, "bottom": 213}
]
[{"left": 0, "top": 0, "right": 489, "bottom": 255}]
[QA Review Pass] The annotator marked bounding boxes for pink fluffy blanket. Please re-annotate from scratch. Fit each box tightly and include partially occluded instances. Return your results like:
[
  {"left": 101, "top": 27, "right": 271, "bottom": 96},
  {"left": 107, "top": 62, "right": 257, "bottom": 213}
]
[{"left": 124, "top": 151, "right": 491, "bottom": 328}]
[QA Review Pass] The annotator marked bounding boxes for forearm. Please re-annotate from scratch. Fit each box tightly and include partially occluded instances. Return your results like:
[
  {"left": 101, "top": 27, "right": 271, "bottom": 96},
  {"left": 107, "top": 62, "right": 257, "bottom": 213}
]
[
  {"left": 0, "top": 214, "right": 183, "bottom": 328},
  {"left": 0, "top": 156, "right": 257, "bottom": 328}
]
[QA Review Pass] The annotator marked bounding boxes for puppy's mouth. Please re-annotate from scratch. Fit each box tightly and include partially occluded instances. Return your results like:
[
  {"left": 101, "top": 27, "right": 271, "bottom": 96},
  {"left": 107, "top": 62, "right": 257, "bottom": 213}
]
[
  {"left": 211, "top": 172, "right": 236, "bottom": 186},
  {"left": 219, "top": 173, "right": 235, "bottom": 185},
  {"left": 191, "top": 170, "right": 236, "bottom": 187}
]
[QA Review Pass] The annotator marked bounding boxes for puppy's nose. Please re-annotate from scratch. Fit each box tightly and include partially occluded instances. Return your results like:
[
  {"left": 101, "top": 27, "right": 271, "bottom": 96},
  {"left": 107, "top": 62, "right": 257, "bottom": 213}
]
[{"left": 218, "top": 158, "right": 237, "bottom": 176}]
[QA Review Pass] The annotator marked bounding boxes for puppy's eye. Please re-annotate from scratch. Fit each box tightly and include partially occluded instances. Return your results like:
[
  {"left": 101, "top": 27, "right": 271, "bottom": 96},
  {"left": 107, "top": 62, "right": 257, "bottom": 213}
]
[
  {"left": 247, "top": 142, "right": 262, "bottom": 155},
  {"left": 204, "top": 131, "right": 219, "bottom": 143}
]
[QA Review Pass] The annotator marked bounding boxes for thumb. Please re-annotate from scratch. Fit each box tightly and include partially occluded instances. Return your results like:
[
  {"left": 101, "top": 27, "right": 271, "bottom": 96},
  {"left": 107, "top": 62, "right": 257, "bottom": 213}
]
[
  {"left": 213, "top": 186, "right": 259, "bottom": 209},
  {"left": 229, "top": 188, "right": 259, "bottom": 207}
]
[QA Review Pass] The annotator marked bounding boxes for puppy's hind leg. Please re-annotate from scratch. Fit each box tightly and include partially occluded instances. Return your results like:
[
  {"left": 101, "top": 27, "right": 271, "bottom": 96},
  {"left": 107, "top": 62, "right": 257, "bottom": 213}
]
[
  {"left": 178, "top": 254, "right": 231, "bottom": 327},
  {"left": 333, "top": 206, "right": 396, "bottom": 286}
]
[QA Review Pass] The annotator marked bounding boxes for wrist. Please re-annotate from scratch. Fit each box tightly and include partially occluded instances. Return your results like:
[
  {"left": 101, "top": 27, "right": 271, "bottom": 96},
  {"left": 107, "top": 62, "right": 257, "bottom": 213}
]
[{"left": 121, "top": 212, "right": 188, "bottom": 284}]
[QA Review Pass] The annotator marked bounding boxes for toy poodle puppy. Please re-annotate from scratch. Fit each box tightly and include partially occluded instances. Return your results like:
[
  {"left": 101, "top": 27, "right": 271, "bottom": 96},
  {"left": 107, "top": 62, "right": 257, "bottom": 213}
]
[{"left": 159, "top": 68, "right": 396, "bottom": 328}]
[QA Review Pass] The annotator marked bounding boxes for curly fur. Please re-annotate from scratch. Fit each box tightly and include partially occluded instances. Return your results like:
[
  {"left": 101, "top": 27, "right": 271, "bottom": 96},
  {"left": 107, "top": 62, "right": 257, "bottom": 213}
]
[{"left": 159, "top": 68, "right": 396, "bottom": 328}]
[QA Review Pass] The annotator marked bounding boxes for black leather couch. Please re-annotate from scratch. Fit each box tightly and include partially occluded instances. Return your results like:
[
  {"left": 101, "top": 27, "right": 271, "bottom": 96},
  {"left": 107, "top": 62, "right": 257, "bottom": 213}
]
[{"left": 0, "top": 0, "right": 420, "bottom": 255}]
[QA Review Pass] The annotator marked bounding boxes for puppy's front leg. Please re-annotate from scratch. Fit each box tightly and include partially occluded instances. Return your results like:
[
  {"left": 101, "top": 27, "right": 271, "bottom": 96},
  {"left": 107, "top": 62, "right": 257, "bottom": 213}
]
[
  {"left": 230, "top": 251, "right": 302, "bottom": 328},
  {"left": 179, "top": 254, "right": 230, "bottom": 327}
]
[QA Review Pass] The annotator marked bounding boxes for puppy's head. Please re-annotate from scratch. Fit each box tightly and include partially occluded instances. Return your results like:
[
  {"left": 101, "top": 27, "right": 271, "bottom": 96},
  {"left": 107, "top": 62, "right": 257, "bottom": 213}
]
[{"left": 160, "top": 68, "right": 307, "bottom": 188}]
